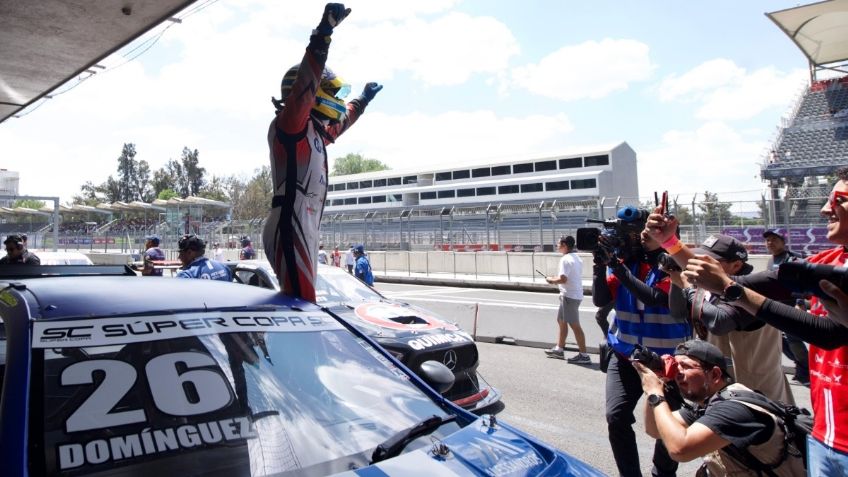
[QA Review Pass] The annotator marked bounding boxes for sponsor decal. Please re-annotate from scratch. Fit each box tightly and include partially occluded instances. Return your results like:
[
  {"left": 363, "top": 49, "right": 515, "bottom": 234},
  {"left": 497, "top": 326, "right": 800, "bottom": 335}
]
[
  {"left": 0, "top": 290, "right": 17, "bottom": 307},
  {"left": 354, "top": 302, "right": 458, "bottom": 331},
  {"left": 464, "top": 435, "right": 544, "bottom": 477},
  {"left": 443, "top": 350, "right": 458, "bottom": 370},
  {"left": 407, "top": 332, "right": 471, "bottom": 351},
  {"left": 57, "top": 417, "right": 256, "bottom": 470},
  {"left": 33, "top": 312, "right": 343, "bottom": 348}
]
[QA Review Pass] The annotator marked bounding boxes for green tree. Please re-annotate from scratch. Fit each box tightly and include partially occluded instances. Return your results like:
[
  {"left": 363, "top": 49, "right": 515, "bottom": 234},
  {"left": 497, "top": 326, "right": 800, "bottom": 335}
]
[
  {"left": 13, "top": 199, "right": 45, "bottom": 210},
  {"left": 180, "top": 147, "right": 206, "bottom": 197},
  {"left": 330, "top": 153, "right": 389, "bottom": 176},
  {"left": 231, "top": 167, "right": 272, "bottom": 220},
  {"left": 116, "top": 143, "right": 138, "bottom": 202},
  {"left": 152, "top": 159, "right": 181, "bottom": 198},
  {"left": 71, "top": 181, "right": 104, "bottom": 206},
  {"left": 137, "top": 159, "right": 153, "bottom": 202},
  {"left": 697, "top": 191, "right": 733, "bottom": 227},
  {"left": 671, "top": 202, "right": 693, "bottom": 225},
  {"left": 198, "top": 175, "right": 229, "bottom": 202},
  {"left": 157, "top": 189, "right": 179, "bottom": 200}
]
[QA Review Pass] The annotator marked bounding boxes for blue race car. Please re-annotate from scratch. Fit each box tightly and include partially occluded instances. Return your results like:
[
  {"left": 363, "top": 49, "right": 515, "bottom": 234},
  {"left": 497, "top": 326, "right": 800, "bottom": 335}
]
[{"left": 0, "top": 265, "right": 603, "bottom": 476}]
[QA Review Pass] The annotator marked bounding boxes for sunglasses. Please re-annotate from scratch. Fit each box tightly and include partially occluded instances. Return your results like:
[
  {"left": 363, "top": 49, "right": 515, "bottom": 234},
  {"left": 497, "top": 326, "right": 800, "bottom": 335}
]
[{"left": 829, "top": 190, "right": 848, "bottom": 211}]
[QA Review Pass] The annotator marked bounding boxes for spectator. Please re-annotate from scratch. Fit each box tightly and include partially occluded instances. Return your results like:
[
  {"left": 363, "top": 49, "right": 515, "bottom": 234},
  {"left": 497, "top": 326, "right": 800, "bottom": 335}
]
[
  {"left": 317, "top": 244, "right": 329, "bottom": 265},
  {"left": 261, "top": 3, "right": 381, "bottom": 302},
  {"left": 141, "top": 234, "right": 165, "bottom": 277},
  {"left": 331, "top": 246, "right": 342, "bottom": 267},
  {"left": 634, "top": 340, "right": 805, "bottom": 476},
  {"left": 212, "top": 242, "right": 225, "bottom": 262},
  {"left": 352, "top": 244, "right": 373, "bottom": 286},
  {"left": 0, "top": 234, "right": 40, "bottom": 265},
  {"left": 592, "top": 213, "right": 688, "bottom": 477},
  {"left": 345, "top": 245, "right": 355, "bottom": 274},
  {"left": 667, "top": 235, "right": 793, "bottom": 404},
  {"left": 176, "top": 234, "right": 232, "bottom": 282},
  {"left": 239, "top": 236, "right": 256, "bottom": 260},
  {"left": 646, "top": 167, "right": 848, "bottom": 474},
  {"left": 763, "top": 229, "right": 809, "bottom": 386},
  {"left": 544, "top": 236, "right": 590, "bottom": 364}
]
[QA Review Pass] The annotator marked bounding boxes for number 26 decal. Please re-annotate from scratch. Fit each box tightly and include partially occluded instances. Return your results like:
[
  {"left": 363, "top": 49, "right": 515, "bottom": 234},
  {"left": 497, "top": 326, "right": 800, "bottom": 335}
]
[{"left": 61, "top": 352, "right": 233, "bottom": 433}]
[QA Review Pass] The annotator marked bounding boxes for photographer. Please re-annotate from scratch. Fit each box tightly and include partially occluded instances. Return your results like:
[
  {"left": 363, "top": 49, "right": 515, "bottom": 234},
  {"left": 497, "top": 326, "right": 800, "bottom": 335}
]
[
  {"left": 665, "top": 235, "right": 793, "bottom": 405},
  {"left": 646, "top": 168, "right": 848, "bottom": 474},
  {"left": 634, "top": 340, "right": 805, "bottom": 476},
  {"left": 591, "top": 209, "right": 690, "bottom": 477}
]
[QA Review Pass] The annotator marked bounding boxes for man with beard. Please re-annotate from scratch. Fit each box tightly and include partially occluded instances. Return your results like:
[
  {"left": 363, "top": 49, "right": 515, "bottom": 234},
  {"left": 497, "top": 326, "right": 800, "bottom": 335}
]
[{"left": 634, "top": 340, "right": 805, "bottom": 476}]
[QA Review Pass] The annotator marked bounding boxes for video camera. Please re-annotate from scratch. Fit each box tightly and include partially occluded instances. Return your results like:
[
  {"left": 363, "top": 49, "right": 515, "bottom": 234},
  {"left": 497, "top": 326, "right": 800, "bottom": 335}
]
[
  {"left": 778, "top": 261, "right": 848, "bottom": 300},
  {"left": 576, "top": 206, "right": 650, "bottom": 259}
]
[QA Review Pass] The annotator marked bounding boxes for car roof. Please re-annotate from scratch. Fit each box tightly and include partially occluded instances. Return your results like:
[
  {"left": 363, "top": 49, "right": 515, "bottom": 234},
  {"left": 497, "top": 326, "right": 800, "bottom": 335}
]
[
  {"left": 5, "top": 275, "right": 316, "bottom": 321},
  {"left": 34, "top": 251, "right": 94, "bottom": 265}
]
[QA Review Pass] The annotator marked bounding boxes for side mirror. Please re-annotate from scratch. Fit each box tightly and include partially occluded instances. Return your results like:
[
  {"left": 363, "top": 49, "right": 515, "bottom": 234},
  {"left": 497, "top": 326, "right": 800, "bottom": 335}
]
[{"left": 419, "top": 360, "right": 455, "bottom": 394}]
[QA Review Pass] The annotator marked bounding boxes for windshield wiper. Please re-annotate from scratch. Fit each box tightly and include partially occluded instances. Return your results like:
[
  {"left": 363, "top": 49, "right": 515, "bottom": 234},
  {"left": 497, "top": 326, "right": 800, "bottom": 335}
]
[{"left": 370, "top": 414, "right": 456, "bottom": 464}]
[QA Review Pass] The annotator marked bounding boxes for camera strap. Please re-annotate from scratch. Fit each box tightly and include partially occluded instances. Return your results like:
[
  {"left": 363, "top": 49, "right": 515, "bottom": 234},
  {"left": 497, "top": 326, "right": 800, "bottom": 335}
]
[{"left": 690, "top": 288, "right": 709, "bottom": 340}]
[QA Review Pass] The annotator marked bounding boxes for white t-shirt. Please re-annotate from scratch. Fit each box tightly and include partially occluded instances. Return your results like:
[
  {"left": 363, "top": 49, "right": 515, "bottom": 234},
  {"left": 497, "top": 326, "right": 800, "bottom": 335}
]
[
  {"left": 345, "top": 249, "right": 356, "bottom": 266},
  {"left": 317, "top": 249, "right": 329, "bottom": 264},
  {"left": 558, "top": 252, "right": 584, "bottom": 300},
  {"left": 213, "top": 247, "right": 225, "bottom": 261}
]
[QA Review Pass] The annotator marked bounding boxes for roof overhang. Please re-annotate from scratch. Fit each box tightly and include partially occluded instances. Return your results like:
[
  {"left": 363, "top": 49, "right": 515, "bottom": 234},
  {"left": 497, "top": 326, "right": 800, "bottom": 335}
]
[
  {"left": 0, "top": 0, "right": 197, "bottom": 124},
  {"left": 767, "top": 0, "right": 848, "bottom": 67}
]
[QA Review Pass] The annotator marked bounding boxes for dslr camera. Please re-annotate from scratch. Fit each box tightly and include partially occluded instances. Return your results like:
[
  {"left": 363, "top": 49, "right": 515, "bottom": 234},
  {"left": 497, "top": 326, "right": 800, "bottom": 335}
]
[
  {"left": 576, "top": 206, "right": 650, "bottom": 259},
  {"left": 778, "top": 261, "right": 848, "bottom": 300}
]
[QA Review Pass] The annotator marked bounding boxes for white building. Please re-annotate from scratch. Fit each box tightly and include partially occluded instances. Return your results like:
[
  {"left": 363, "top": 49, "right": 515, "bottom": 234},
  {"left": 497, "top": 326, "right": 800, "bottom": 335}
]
[{"left": 0, "top": 169, "right": 20, "bottom": 207}]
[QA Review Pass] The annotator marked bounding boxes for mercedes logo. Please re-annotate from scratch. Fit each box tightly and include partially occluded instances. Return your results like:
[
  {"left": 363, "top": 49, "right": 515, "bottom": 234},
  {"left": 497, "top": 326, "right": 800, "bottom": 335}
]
[{"left": 443, "top": 350, "right": 457, "bottom": 370}]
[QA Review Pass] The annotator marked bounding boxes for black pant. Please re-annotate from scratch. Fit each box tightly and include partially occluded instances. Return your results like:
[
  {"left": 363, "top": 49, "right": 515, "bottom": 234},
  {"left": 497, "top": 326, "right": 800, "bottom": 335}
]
[
  {"left": 596, "top": 301, "right": 614, "bottom": 335},
  {"left": 606, "top": 353, "right": 678, "bottom": 477},
  {"left": 781, "top": 332, "right": 809, "bottom": 381}
]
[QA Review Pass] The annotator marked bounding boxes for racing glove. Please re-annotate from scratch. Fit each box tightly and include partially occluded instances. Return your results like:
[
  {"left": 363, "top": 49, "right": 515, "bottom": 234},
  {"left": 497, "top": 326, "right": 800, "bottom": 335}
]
[
  {"left": 316, "top": 3, "right": 351, "bottom": 36},
  {"left": 358, "top": 82, "right": 383, "bottom": 105}
]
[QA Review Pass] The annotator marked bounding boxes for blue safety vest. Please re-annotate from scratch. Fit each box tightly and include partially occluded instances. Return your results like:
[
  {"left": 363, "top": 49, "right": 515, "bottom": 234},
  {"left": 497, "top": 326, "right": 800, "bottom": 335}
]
[
  {"left": 176, "top": 257, "right": 233, "bottom": 282},
  {"left": 607, "top": 262, "right": 690, "bottom": 356}
]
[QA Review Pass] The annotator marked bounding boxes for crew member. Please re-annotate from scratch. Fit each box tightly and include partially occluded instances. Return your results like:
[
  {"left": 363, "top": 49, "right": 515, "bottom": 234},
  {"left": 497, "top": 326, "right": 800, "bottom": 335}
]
[
  {"left": 0, "top": 234, "right": 40, "bottom": 265},
  {"left": 262, "top": 3, "right": 382, "bottom": 302},
  {"left": 142, "top": 234, "right": 165, "bottom": 276},
  {"left": 239, "top": 236, "right": 256, "bottom": 260},
  {"left": 352, "top": 244, "right": 373, "bottom": 286},
  {"left": 176, "top": 234, "right": 232, "bottom": 281}
]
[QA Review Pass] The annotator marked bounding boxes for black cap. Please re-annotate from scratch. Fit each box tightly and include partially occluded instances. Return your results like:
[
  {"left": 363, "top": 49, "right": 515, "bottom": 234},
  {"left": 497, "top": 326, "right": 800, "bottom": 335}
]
[
  {"left": 178, "top": 234, "right": 205, "bottom": 252},
  {"left": 692, "top": 235, "right": 753, "bottom": 275},
  {"left": 762, "top": 229, "right": 786, "bottom": 241},
  {"left": 4, "top": 234, "right": 24, "bottom": 245},
  {"left": 674, "top": 340, "right": 731, "bottom": 378}
]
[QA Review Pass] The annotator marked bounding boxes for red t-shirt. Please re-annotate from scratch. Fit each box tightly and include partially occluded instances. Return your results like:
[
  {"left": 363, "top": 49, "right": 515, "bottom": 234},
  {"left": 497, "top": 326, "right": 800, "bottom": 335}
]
[{"left": 806, "top": 246, "right": 848, "bottom": 452}]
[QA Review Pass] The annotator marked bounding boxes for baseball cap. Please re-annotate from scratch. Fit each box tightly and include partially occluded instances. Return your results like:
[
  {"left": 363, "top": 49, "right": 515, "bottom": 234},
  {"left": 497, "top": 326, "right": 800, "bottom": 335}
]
[
  {"left": 3, "top": 234, "right": 24, "bottom": 245},
  {"left": 353, "top": 244, "right": 365, "bottom": 254},
  {"left": 674, "top": 340, "right": 731, "bottom": 378},
  {"left": 178, "top": 234, "right": 205, "bottom": 252},
  {"left": 144, "top": 234, "right": 160, "bottom": 245},
  {"left": 692, "top": 235, "right": 752, "bottom": 274},
  {"left": 762, "top": 229, "right": 786, "bottom": 241}
]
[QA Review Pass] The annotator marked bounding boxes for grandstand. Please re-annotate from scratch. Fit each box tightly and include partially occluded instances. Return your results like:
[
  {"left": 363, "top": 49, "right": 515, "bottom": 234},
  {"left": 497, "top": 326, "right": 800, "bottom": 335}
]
[
  {"left": 321, "top": 143, "right": 639, "bottom": 251},
  {"left": 745, "top": 1, "right": 848, "bottom": 254}
]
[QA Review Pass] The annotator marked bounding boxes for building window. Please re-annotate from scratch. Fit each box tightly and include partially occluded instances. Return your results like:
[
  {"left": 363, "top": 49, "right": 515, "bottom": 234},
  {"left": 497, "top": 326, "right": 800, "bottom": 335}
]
[
  {"left": 438, "top": 190, "right": 456, "bottom": 199},
  {"left": 421, "top": 191, "right": 437, "bottom": 200},
  {"left": 344, "top": 198, "right": 357, "bottom": 205},
  {"left": 457, "top": 188, "right": 475, "bottom": 197},
  {"left": 324, "top": 200, "right": 330, "bottom": 207},
  {"left": 491, "top": 165, "right": 510, "bottom": 176},
  {"left": 403, "top": 175, "right": 417, "bottom": 184},
  {"left": 347, "top": 182, "right": 359, "bottom": 190},
  {"left": 335, "top": 183, "right": 347, "bottom": 191},
  {"left": 521, "top": 183, "right": 543, "bottom": 193},
  {"left": 327, "top": 184, "right": 335, "bottom": 192},
  {"left": 535, "top": 160, "right": 556, "bottom": 172},
  {"left": 374, "top": 178, "right": 387, "bottom": 187},
  {"left": 472, "top": 167, "right": 491, "bottom": 178},
  {"left": 513, "top": 163, "right": 533, "bottom": 174},
  {"left": 584, "top": 155, "right": 609, "bottom": 166},
  {"left": 373, "top": 195, "right": 386, "bottom": 203},
  {"left": 476, "top": 187, "right": 496, "bottom": 196},
  {"left": 358, "top": 196, "right": 372, "bottom": 204},
  {"left": 332, "top": 199, "right": 344, "bottom": 206},
  {"left": 388, "top": 194, "right": 403, "bottom": 202},
  {"left": 359, "top": 180, "right": 373, "bottom": 189},
  {"left": 452, "top": 170, "right": 470, "bottom": 180},
  {"left": 388, "top": 177, "right": 401, "bottom": 186},
  {"left": 546, "top": 180, "right": 570, "bottom": 191},
  {"left": 435, "top": 172, "right": 452, "bottom": 181},
  {"left": 498, "top": 185, "right": 519, "bottom": 194},
  {"left": 571, "top": 178, "right": 597, "bottom": 189},
  {"left": 559, "top": 157, "right": 582, "bottom": 169}
]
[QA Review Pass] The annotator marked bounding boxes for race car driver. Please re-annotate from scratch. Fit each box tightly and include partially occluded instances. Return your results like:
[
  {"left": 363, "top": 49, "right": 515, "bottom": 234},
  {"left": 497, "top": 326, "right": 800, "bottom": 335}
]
[{"left": 262, "top": 3, "right": 382, "bottom": 302}]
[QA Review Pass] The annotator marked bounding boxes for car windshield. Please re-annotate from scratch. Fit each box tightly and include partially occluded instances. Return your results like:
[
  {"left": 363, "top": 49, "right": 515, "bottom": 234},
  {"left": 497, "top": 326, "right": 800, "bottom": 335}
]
[
  {"left": 30, "top": 311, "right": 456, "bottom": 476},
  {"left": 315, "top": 267, "right": 383, "bottom": 305}
]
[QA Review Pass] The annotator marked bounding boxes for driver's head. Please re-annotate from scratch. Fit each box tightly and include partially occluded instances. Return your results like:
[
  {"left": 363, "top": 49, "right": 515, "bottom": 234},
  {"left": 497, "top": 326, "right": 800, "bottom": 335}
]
[
  {"left": 4, "top": 234, "right": 25, "bottom": 260},
  {"left": 275, "top": 64, "right": 351, "bottom": 123}
]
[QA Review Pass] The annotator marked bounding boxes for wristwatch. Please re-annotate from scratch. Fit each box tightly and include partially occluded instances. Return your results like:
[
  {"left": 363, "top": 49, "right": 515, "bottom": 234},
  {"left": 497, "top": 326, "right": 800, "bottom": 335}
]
[
  {"left": 721, "top": 281, "right": 744, "bottom": 302},
  {"left": 647, "top": 394, "right": 666, "bottom": 408}
]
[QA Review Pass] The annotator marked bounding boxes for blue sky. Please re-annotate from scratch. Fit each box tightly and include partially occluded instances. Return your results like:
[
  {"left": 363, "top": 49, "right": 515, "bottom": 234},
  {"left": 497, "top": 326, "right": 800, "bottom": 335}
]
[{"left": 0, "top": 0, "right": 813, "bottom": 211}]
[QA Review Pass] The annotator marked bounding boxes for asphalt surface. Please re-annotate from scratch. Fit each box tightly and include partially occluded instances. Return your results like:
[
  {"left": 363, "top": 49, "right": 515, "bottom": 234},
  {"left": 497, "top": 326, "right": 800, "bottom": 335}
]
[{"left": 375, "top": 282, "right": 813, "bottom": 477}]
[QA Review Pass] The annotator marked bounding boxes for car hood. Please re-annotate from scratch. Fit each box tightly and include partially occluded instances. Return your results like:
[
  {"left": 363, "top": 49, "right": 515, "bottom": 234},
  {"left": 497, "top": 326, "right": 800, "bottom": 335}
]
[
  {"left": 329, "top": 417, "right": 602, "bottom": 476},
  {"left": 326, "top": 300, "right": 469, "bottom": 343}
]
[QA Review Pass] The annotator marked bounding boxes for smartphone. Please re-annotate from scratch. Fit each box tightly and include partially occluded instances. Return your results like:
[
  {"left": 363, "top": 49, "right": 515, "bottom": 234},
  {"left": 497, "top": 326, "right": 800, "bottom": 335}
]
[{"left": 660, "top": 191, "right": 668, "bottom": 216}]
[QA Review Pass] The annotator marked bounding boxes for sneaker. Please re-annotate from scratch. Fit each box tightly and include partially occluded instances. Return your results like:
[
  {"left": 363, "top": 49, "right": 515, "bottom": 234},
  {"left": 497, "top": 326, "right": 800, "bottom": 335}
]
[
  {"left": 545, "top": 348, "right": 564, "bottom": 359},
  {"left": 567, "top": 353, "right": 591, "bottom": 365}
]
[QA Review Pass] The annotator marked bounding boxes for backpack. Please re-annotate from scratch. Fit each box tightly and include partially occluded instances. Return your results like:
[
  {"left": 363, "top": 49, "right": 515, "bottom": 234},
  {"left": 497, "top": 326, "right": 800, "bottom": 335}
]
[{"left": 716, "top": 387, "right": 813, "bottom": 475}]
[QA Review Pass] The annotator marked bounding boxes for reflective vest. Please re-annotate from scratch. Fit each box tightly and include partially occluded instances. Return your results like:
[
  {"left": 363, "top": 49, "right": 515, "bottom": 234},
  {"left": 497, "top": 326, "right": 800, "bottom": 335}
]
[{"left": 607, "top": 261, "right": 689, "bottom": 356}]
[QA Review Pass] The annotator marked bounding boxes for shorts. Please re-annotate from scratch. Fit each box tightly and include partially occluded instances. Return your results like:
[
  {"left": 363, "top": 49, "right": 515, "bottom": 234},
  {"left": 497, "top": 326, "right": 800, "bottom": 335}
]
[{"left": 557, "top": 295, "right": 581, "bottom": 324}]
